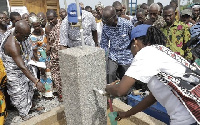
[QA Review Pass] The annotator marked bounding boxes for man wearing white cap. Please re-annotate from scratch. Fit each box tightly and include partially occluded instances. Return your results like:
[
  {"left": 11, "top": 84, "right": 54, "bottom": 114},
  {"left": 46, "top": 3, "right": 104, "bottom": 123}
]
[
  {"left": 60, "top": 3, "right": 98, "bottom": 48},
  {"left": 181, "top": 9, "right": 196, "bottom": 27},
  {"left": 192, "top": 4, "right": 200, "bottom": 22}
]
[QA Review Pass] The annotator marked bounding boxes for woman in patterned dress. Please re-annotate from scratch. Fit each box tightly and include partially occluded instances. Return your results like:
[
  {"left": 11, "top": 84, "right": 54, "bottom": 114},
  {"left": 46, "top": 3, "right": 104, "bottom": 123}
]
[{"left": 29, "top": 16, "right": 53, "bottom": 98}]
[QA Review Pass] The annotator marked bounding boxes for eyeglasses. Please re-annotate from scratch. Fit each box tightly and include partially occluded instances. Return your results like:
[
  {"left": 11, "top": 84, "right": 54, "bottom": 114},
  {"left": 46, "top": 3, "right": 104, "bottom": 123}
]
[
  {"left": 0, "top": 17, "right": 6, "bottom": 20},
  {"left": 102, "top": 14, "right": 116, "bottom": 24},
  {"left": 116, "top": 9, "right": 123, "bottom": 12}
]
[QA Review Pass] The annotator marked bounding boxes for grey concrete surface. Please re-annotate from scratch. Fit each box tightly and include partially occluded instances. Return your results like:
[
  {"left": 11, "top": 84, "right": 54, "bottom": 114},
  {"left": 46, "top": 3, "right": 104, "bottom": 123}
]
[
  {"left": 111, "top": 99, "right": 166, "bottom": 125},
  {"left": 59, "top": 46, "right": 107, "bottom": 125}
]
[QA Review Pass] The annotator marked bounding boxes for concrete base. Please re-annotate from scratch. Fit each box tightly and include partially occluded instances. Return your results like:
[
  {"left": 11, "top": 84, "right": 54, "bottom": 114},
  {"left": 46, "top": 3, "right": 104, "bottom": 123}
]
[
  {"left": 108, "top": 99, "right": 167, "bottom": 125},
  {"left": 19, "top": 100, "right": 166, "bottom": 125},
  {"left": 20, "top": 105, "right": 66, "bottom": 125}
]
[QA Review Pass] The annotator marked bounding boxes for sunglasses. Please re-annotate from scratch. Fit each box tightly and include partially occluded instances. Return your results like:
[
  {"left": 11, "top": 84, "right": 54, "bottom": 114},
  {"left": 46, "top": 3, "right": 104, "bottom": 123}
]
[
  {"left": 0, "top": 17, "right": 6, "bottom": 20},
  {"left": 102, "top": 14, "right": 116, "bottom": 24},
  {"left": 116, "top": 9, "right": 123, "bottom": 12}
]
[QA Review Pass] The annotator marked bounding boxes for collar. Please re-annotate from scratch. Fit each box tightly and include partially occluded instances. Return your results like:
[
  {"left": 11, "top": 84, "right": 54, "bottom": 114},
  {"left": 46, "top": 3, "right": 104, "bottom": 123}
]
[
  {"left": 116, "top": 17, "right": 122, "bottom": 27},
  {"left": 106, "top": 17, "right": 122, "bottom": 27},
  {"left": 172, "top": 20, "right": 180, "bottom": 26},
  {"left": 82, "top": 10, "right": 86, "bottom": 20},
  {"left": 165, "top": 20, "right": 180, "bottom": 28}
]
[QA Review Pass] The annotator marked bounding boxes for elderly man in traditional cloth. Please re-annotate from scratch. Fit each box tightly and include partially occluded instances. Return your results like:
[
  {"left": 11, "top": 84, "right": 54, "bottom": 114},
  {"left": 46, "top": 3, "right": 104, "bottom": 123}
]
[{"left": 1, "top": 20, "right": 45, "bottom": 120}]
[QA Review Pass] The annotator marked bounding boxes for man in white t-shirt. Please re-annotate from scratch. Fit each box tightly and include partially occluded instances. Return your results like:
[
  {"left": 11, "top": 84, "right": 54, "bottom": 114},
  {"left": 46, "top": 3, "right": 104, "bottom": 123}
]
[{"left": 105, "top": 24, "right": 197, "bottom": 125}]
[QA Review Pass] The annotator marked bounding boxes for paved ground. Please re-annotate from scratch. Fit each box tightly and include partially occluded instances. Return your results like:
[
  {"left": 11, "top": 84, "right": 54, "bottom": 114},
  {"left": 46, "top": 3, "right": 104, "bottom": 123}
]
[{"left": 4, "top": 96, "right": 60, "bottom": 125}]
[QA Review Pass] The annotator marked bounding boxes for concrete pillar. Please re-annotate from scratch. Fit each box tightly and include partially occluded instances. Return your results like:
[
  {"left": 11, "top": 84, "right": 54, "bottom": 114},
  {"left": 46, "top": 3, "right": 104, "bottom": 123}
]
[
  {"left": 147, "top": 0, "right": 154, "bottom": 6},
  {"left": 59, "top": 46, "right": 107, "bottom": 125}
]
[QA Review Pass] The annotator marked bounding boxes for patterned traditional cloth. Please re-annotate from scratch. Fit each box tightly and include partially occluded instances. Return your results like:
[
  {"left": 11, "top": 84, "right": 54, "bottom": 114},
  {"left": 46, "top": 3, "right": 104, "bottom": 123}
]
[
  {"left": 153, "top": 45, "right": 200, "bottom": 124},
  {"left": 101, "top": 17, "right": 133, "bottom": 65},
  {"left": 161, "top": 21, "right": 193, "bottom": 61},
  {"left": 48, "top": 19, "right": 62, "bottom": 98},
  {"left": 30, "top": 35, "right": 53, "bottom": 97},
  {"left": 60, "top": 10, "right": 97, "bottom": 47},
  {"left": 152, "top": 15, "right": 166, "bottom": 29},
  {"left": 0, "top": 30, "right": 34, "bottom": 117}
]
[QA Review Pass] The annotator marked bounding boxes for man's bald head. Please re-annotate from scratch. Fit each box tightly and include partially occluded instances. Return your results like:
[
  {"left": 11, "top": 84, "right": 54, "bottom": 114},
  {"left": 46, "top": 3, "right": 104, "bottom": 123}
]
[
  {"left": 102, "top": 6, "right": 117, "bottom": 26},
  {"left": 149, "top": 3, "right": 160, "bottom": 11},
  {"left": 148, "top": 3, "right": 160, "bottom": 23},
  {"left": 15, "top": 20, "right": 30, "bottom": 31},
  {"left": 103, "top": 6, "right": 116, "bottom": 19},
  {"left": 15, "top": 20, "right": 30, "bottom": 42}
]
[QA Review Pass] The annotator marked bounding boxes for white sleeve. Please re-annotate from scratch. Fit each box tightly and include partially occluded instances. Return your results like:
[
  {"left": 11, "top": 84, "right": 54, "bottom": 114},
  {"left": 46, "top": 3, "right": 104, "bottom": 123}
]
[
  {"left": 59, "top": 17, "right": 69, "bottom": 46},
  {"left": 90, "top": 14, "right": 97, "bottom": 31},
  {"left": 125, "top": 48, "right": 160, "bottom": 83}
]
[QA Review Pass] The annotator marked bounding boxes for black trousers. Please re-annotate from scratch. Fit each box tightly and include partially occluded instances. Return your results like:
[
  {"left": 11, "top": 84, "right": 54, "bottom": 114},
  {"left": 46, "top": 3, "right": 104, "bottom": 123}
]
[{"left": 106, "top": 58, "right": 130, "bottom": 84}]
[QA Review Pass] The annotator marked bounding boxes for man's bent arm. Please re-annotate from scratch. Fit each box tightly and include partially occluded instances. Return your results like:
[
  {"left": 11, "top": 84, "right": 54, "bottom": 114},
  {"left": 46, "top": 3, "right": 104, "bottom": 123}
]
[{"left": 5, "top": 36, "right": 38, "bottom": 84}]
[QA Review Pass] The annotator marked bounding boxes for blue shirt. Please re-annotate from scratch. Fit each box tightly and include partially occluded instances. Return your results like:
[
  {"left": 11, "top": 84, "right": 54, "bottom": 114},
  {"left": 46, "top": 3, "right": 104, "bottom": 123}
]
[{"left": 100, "top": 17, "right": 134, "bottom": 65}]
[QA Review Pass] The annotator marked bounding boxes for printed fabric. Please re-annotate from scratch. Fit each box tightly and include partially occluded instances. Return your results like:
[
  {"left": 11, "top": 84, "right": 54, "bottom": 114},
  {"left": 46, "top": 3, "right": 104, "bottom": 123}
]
[
  {"left": 48, "top": 19, "right": 62, "bottom": 98},
  {"left": 30, "top": 34, "right": 53, "bottom": 97},
  {"left": 0, "top": 30, "right": 34, "bottom": 117},
  {"left": 161, "top": 21, "right": 193, "bottom": 61},
  {"left": 101, "top": 17, "right": 133, "bottom": 65},
  {"left": 153, "top": 45, "right": 200, "bottom": 124}
]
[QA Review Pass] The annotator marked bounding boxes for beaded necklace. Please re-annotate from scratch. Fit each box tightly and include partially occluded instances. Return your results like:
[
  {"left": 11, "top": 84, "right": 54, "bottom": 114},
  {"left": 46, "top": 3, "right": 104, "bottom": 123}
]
[{"left": 14, "top": 36, "right": 30, "bottom": 60}]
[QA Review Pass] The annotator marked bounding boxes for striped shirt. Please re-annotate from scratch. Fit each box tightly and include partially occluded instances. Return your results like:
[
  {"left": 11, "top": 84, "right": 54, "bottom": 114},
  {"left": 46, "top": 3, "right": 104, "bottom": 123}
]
[{"left": 100, "top": 17, "right": 134, "bottom": 65}]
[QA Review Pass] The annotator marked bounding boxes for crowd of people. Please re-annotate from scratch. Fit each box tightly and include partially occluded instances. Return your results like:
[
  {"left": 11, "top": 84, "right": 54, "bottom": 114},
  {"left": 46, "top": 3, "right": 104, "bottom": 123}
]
[{"left": 0, "top": 0, "right": 200, "bottom": 124}]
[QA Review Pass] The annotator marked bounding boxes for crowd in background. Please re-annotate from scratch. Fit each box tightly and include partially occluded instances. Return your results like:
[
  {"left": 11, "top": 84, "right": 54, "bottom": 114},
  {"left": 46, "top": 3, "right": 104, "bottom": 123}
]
[{"left": 0, "top": 0, "right": 200, "bottom": 124}]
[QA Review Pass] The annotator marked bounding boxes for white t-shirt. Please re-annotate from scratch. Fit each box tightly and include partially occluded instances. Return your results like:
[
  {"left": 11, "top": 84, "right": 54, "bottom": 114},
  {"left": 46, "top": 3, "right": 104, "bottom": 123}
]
[
  {"left": 97, "top": 21, "right": 103, "bottom": 45},
  {"left": 125, "top": 45, "right": 196, "bottom": 125}
]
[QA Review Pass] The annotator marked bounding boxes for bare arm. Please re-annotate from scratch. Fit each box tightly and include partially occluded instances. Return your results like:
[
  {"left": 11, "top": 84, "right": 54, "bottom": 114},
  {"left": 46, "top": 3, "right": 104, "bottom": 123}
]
[
  {"left": 116, "top": 92, "right": 156, "bottom": 120},
  {"left": 105, "top": 75, "right": 157, "bottom": 120},
  {"left": 105, "top": 75, "right": 136, "bottom": 97},
  {"left": 4, "top": 35, "right": 44, "bottom": 91}
]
